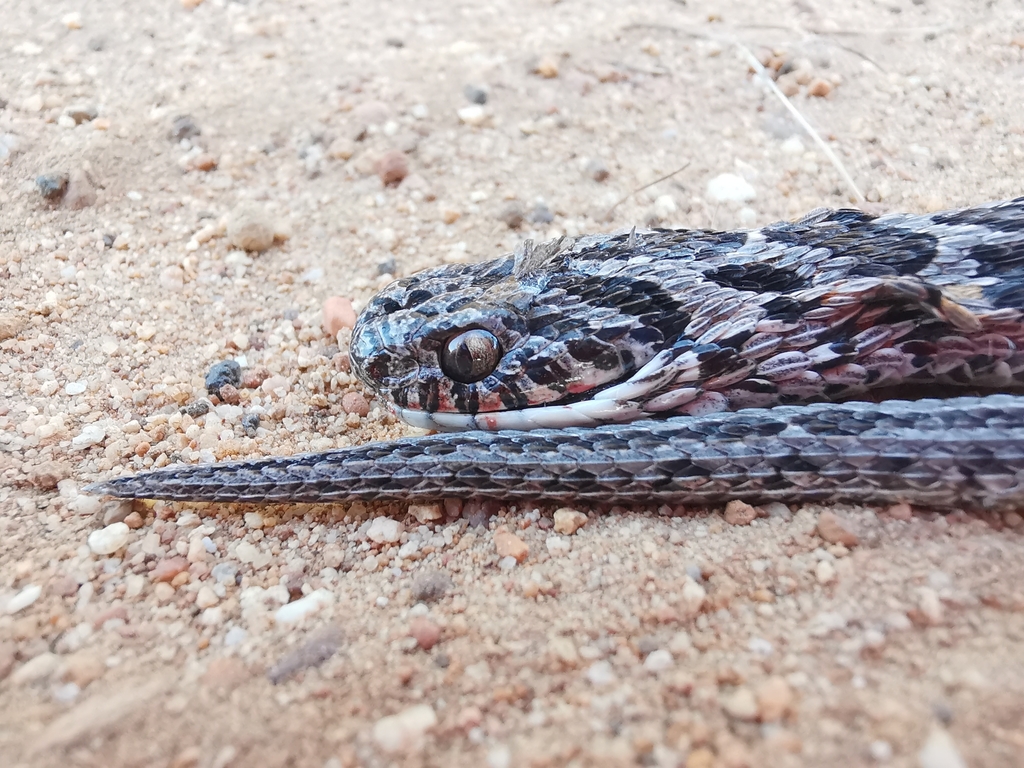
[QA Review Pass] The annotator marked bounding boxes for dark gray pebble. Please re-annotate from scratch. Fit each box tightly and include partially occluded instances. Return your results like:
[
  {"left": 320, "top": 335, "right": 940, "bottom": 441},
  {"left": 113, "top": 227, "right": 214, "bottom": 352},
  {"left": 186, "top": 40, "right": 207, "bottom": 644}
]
[
  {"left": 463, "top": 84, "right": 488, "bottom": 105},
  {"left": 182, "top": 400, "right": 212, "bottom": 418},
  {"left": 205, "top": 360, "right": 242, "bottom": 396},
  {"left": 36, "top": 173, "right": 68, "bottom": 200},
  {"left": 169, "top": 114, "right": 201, "bottom": 141},
  {"left": 241, "top": 412, "right": 260, "bottom": 437}
]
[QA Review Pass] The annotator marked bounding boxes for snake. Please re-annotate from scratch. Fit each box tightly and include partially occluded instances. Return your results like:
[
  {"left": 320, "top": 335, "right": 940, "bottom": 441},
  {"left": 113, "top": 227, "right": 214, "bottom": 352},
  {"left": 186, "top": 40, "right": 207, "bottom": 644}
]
[{"left": 85, "top": 197, "right": 1024, "bottom": 510}]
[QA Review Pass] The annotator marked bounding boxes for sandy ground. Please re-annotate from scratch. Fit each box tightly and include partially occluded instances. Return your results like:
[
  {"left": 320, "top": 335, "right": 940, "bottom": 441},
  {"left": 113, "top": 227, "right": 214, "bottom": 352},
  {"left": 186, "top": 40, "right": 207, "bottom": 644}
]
[{"left": 2, "top": 0, "right": 1024, "bottom": 766}]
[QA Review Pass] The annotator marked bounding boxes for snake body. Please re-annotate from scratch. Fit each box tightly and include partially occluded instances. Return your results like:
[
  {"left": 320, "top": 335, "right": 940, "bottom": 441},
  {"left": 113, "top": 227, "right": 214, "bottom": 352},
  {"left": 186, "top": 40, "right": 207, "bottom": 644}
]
[{"left": 87, "top": 198, "right": 1024, "bottom": 509}]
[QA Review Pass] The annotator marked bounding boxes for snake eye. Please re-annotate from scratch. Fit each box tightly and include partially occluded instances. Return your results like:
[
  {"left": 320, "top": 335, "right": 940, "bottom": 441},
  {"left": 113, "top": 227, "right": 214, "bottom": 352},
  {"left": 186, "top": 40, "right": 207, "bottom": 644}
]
[{"left": 440, "top": 329, "right": 502, "bottom": 383}]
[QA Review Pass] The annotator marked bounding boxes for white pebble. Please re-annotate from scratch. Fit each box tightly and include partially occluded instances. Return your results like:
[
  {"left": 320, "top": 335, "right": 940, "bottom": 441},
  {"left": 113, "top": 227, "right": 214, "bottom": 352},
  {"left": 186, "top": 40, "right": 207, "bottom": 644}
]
[
  {"left": 5, "top": 584, "right": 42, "bottom": 614},
  {"left": 64, "top": 380, "right": 87, "bottom": 395},
  {"left": 367, "top": 517, "right": 403, "bottom": 544},
  {"left": 274, "top": 589, "right": 333, "bottom": 625},
  {"left": 653, "top": 194, "right": 678, "bottom": 220},
  {"left": 869, "top": 739, "right": 893, "bottom": 762},
  {"left": 457, "top": 105, "right": 488, "bottom": 126},
  {"left": 643, "top": 649, "right": 674, "bottom": 674},
  {"left": 706, "top": 172, "right": 756, "bottom": 203},
  {"left": 545, "top": 536, "right": 571, "bottom": 555},
  {"left": 815, "top": 560, "right": 836, "bottom": 585},
  {"left": 781, "top": 136, "right": 805, "bottom": 154},
  {"left": 586, "top": 660, "right": 616, "bottom": 686},
  {"left": 224, "top": 627, "right": 248, "bottom": 646},
  {"left": 71, "top": 424, "right": 106, "bottom": 450},
  {"left": 372, "top": 704, "right": 437, "bottom": 754},
  {"left": 87, "top": 523, "right": 130, "bottom": 555}
]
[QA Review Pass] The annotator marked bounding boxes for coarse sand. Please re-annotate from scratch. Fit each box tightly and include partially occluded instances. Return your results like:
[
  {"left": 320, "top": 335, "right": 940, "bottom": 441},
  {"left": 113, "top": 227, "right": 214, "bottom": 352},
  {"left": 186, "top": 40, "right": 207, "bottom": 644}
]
[{"left": 1, "top": 0, "right": 1024, "bottom": 766}]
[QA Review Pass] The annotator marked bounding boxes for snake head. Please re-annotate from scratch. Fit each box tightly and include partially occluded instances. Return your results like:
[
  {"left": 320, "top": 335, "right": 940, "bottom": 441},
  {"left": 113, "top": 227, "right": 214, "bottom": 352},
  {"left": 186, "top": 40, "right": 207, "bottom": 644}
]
[{"left": 350, "top": 237, "right": 692, "bottom": 430}]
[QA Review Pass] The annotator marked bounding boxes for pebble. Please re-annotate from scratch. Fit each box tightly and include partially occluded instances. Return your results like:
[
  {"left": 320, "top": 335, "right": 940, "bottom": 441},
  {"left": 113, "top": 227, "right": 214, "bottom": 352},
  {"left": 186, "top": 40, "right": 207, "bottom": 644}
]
[
  {"left": 411, "top": 571, "right": 454, "bottom": 602},
  {"left": 679, "top": 577, "right": 707, "bottom": 619},
  {"left": 224, "top": 627, "right": 247, "bottom": 646},
  {"left": 12, "top": 652, "right": 60, "bottom": 686},
  {"left": 456, "top": 105, "right": 488, "bottom": 127},
  {"left": 5, "top": 584, "right": 42, "bottom": 614},
  {"left": 762, "top": 501, "right": 792, "bottom": 520},
  {"left": 341, "top": 392, "right": 370, "bottom": 417},
  {"left": 61, "top": 651, "right": 106, "bottom": 688},
  {"left": 182, "top": 400, "right": 211, "bottom": 418},
  {"left": 64, "top": 169, "right": 97, "bottom": 209},
  {"left": 153, "top": 582, "right": 176, "bottom": 602},
  {"left": 227, "top": 207, "right": 275, "bottom": 252},
  {"left": 756, "top": 676, "right": 795, "bottom": 722},
  {"left": 546, "top": 536, "right": 570, "bottom": 555},
  {"left": 497, "top": 201, "right": 525, "bottom": 229},
  {"left": 917, "top": 587, "right": 944, "bottom": 625},
  {"left": 274, "top": 588, "right": 334, "bottom": 624},
  {"left": 36, "top": 173, "right": 68, "bottom": 201},
  {"left": 372, "top": 704, "right": 437, "bottom": 754},
  {"left": 584, "top": 157, "right": 610, "bottom": 181},
  {"left": 69, "top": 493, "right": 100, "bottom": 518},
  {"left": 918, "top": 727, "right": 967, "bottom": 768},
  {"left": 205, "top": 360, "right": 242, "bottom": 396},
  {"left": 706, "top": 173, "right": 756, "bottom": 203},
  {"left": 886, "top": 502, "right": 914, "bottom": 521},
  {"left": 66, "top": 105, "right": 98, "bottom": 124},
  {"left": 409, "top": 617, "right": 442, "bottom": 650},
  {"left": 869, "top": 740, "right": 893, "bottom": 762},
  {"left": 327, "top": 136, "right": 355, "bottom": 160},
  {"left": 722, "top": 687, "right": 759, "bottom": 721},
  {"left": 195, "top": 586, "right": 219, "bottom": 609},
  {"left": 322, "top": 296, "right": 357, "bottom": 334},
  {"left": 816, "top": 511, "right": 859, "bottom": 547},
  {"left": 532, "top": 55, "right": 560, "bottom": 78},
  {"left": 217, "top": 383, "right": 240, "bottom": 405},
  {"left": 151, "top": 557, "right": 189, "bottom": 583},
  {"left": 169, "top": 114, "right": 201, "bottom": 141},
  {"left": 351, "top": 100, "right": 390, "bottom": 131},
  {"left": 643, "top": 649, "right": 674, "bottom": 674},
  {"left": 367, "top": 517, "right": 404, "bottom": 544},
  {"left": 456, "top": 85, "right": 487, "bottom": 107},
  {"left": 88, "top": 523, "right": 130, "bottom": 555},
  {"left": 724, "top": 499, "right": 757, "bottom": 526},
  {"left": 409, "top": 503, "right": 443, "bottom": 523},
  {"left": 493, "top": 530, "right": 529, "bottom": 563},
  {"left": 241, "top": 367, "right": 270, "bottom": 389},
  {"left": 586, "top": 660, "right": 616, "bottom": 686},
  {"left": 266, "top": 624, "right": 343, "bottom": 684},
  {"left": 0, "top": 313, "right": 27, "bottom": 341},
  {"left": 375, "top": 150, "right": 409, "bottom": 186},
  {"left": 807, "top": 78, "right": 833, "bottom": 97},
  {"left": 102, "top": 500, "right": 133, "bottom": 525},
  {"left": 187, "top": 153, "right": 218, "bottom": 172},
  {"left": 553, "top": 508, "right": 588, "bottom": 535},
  {"left": 815, "top": 560, "right": 836, "bottom": 585}
]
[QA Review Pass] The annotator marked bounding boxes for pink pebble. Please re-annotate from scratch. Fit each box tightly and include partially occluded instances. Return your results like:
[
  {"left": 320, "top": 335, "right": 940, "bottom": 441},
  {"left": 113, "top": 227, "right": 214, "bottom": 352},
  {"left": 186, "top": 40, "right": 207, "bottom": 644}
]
[{"left": 323, "top": 296, "right": 357, "bottom": 335}]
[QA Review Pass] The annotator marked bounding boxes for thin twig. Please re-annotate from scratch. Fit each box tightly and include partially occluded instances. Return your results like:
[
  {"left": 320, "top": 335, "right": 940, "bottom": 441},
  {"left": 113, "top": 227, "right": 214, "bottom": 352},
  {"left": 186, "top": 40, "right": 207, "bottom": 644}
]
[
  {"left": 735, "top": 42, "right": 865, "bottom": 203},
  {"left": 603, "top": 162, "right": 691, "bottom": 221}
]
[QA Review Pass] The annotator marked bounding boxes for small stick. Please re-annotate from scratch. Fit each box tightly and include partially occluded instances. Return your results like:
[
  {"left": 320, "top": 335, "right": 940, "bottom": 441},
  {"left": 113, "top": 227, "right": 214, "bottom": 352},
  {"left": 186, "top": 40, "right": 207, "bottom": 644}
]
[
  {"left": 603, "top": 161, "right": 691, "bottom": 221},
  {"left": 735, "top": 42, "right": 866, "bottom": 204}
]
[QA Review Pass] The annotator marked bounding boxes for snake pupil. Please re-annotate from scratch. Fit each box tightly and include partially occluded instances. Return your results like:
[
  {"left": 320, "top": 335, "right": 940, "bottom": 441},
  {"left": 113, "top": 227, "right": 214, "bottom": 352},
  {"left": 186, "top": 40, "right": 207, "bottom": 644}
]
[{"left": 440, "top": 329, "right": 502, "bottom": 383}]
